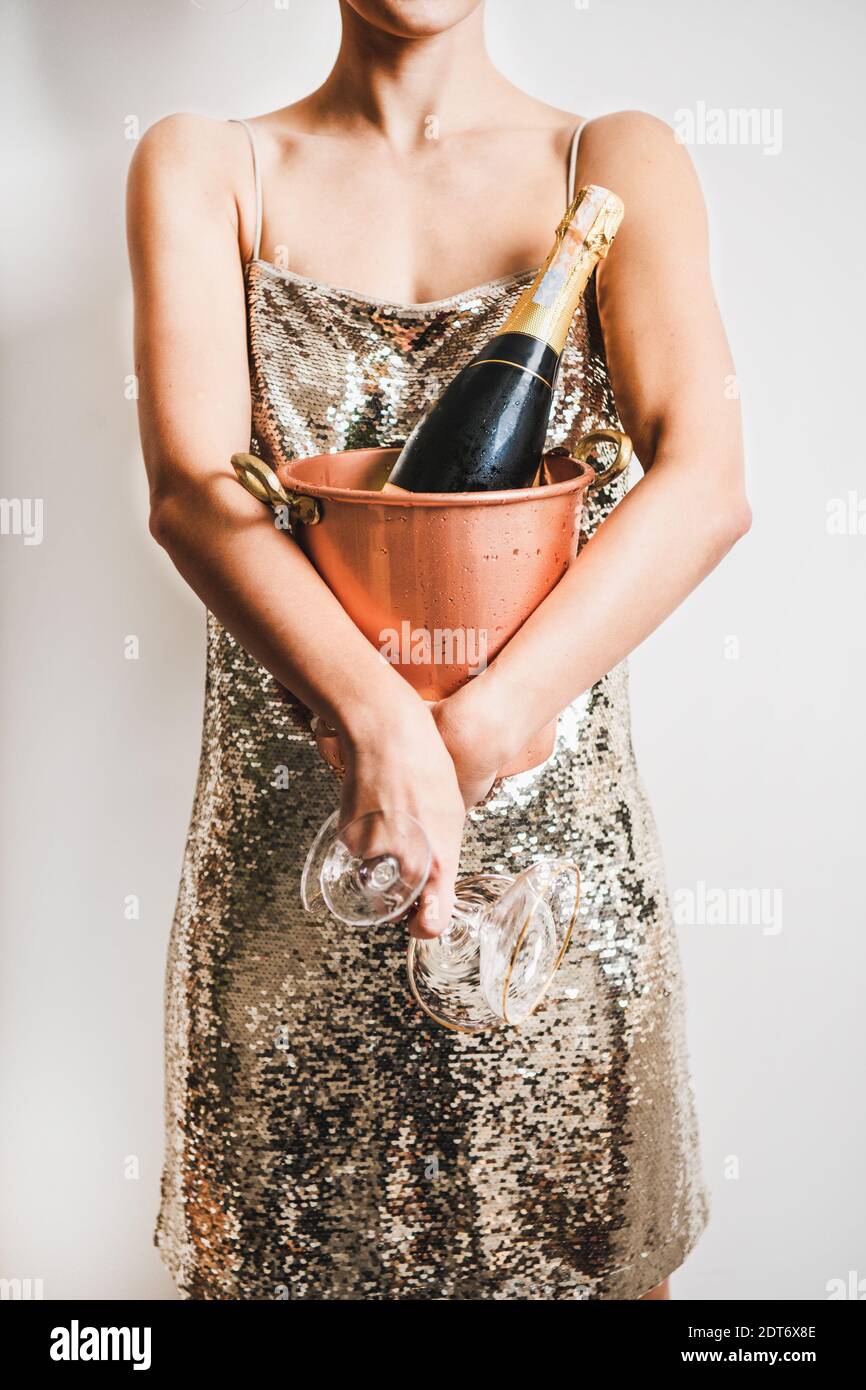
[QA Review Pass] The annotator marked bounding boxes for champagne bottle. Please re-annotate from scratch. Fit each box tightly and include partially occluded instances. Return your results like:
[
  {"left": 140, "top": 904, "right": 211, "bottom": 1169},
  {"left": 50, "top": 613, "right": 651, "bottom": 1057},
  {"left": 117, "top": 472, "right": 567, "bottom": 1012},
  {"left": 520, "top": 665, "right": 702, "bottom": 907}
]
[{"left": 384, "top": 184, "right": 625, "bottom": 494}]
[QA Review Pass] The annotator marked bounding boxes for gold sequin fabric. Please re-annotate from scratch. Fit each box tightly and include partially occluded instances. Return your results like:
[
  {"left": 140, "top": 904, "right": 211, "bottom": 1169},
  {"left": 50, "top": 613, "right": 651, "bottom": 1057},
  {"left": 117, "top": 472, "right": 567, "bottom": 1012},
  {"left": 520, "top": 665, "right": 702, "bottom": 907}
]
[{"left": 155, "top": 261, "right": 710, "bottom": 1300}]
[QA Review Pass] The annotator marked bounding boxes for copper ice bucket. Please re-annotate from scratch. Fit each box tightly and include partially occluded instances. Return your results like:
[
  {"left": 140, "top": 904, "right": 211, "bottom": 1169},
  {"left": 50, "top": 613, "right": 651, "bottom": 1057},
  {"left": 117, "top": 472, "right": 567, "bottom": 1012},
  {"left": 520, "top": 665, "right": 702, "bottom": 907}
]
[{"left": 232, "top": 429, "right": 632, "bottom": 776}]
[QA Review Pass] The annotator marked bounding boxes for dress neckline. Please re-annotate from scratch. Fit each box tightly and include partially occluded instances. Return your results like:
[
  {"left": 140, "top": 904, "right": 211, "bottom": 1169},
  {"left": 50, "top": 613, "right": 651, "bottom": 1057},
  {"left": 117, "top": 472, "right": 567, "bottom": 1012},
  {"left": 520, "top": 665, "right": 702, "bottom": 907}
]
[{"left": 248, "top": 258, "right": 538, "bottom": 314}]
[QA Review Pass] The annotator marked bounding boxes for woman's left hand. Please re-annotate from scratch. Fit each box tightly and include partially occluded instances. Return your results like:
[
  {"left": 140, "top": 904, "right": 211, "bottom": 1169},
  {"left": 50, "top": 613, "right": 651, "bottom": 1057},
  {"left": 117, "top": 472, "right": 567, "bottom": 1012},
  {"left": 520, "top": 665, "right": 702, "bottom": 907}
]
[{"left": 430, "top": 685, "right": 508, "bottom": 809}]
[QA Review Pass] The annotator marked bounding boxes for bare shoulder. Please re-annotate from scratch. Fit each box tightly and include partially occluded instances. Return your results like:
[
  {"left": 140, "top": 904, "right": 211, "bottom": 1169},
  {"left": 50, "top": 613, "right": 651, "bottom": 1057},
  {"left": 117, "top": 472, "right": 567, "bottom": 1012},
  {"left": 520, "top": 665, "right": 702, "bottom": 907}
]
[
  {"left": 578, "top": 110, "right": 704, "bottom": 216},
  {"left": 127, "top": 112, "right": 246, "bottom": 203},
  {"left": 580, "top": 110, "right": 690, "bottom": 161}
]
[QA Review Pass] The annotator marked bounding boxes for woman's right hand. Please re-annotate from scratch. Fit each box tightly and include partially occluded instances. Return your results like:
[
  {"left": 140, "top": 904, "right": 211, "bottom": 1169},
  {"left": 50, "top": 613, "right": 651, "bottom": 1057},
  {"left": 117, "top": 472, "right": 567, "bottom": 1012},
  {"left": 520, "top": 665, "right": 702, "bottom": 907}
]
[{"left": 336, "top": 695, "right": 466, "bottom": 941}]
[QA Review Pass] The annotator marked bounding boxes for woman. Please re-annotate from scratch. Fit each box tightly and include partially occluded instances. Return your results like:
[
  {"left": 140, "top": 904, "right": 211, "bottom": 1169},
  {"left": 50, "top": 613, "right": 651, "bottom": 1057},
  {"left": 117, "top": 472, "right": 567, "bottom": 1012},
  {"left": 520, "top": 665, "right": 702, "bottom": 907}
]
[{"left": 128, "top": 0, "right": 749, "bottom": 1301}]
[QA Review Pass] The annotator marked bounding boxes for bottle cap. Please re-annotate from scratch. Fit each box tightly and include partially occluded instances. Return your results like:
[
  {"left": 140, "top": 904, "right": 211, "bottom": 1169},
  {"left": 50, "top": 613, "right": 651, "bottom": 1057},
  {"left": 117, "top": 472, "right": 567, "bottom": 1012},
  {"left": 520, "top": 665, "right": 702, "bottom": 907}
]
[{"left": 508, "top": 185, "right": 625, "bottom": 353}]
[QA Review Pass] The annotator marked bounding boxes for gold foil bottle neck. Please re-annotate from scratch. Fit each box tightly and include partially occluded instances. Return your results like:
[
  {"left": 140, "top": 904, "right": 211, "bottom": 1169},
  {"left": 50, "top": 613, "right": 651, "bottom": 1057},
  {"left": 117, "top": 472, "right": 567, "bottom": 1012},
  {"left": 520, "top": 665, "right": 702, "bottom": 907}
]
[{"left": 503, "top": 185, "right": 625, "bottom": 355}]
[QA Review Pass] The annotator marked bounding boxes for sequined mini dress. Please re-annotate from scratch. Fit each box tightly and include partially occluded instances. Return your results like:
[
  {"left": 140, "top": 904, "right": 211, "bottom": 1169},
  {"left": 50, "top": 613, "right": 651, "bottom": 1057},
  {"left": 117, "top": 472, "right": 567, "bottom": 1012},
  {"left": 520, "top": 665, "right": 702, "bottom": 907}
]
[{"left": 155, "top": 119, "right": 710, "bottom": 1300}]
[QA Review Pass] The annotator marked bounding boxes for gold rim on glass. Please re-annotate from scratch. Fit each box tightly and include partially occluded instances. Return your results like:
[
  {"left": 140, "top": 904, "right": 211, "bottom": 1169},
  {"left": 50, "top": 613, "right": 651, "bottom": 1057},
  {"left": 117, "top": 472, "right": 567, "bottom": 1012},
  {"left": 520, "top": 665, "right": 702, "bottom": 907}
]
[{"left": 405, "top": 862, "right": 580, "bottom": 1033}]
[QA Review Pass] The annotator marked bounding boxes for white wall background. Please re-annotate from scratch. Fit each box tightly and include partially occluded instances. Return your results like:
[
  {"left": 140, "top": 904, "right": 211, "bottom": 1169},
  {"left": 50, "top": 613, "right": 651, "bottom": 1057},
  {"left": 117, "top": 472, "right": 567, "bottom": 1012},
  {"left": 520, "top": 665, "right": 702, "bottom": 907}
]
[{"left": 1, "top": 0, "right": 863, "bottom": 1301}]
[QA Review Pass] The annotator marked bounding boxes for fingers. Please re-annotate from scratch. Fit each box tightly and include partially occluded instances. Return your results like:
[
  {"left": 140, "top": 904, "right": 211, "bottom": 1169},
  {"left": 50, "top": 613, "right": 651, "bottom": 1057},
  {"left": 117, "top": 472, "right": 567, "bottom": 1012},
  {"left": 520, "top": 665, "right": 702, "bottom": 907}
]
[
  {"left": 430, "top": 698, "right": 498, "bottom": 810},
  {"left": 458, "top": 770, "right": 497, "bottom": 811},
  {"left": 335, "top": 729, "right": 466, "bottom": 940},
  {"left": 408, "top": 859, "right": 457, "bottom": 941},
  {"left": 336, "top": 807, "right": 431, "bottom": 903}
]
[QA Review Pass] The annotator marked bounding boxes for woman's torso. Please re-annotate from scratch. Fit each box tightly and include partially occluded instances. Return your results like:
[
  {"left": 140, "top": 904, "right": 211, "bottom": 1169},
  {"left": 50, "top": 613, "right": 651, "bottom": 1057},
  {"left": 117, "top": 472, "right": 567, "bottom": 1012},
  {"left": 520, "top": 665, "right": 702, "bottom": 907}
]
[{"left": 213, "top": 115, "right": 644, "bottom": 864}]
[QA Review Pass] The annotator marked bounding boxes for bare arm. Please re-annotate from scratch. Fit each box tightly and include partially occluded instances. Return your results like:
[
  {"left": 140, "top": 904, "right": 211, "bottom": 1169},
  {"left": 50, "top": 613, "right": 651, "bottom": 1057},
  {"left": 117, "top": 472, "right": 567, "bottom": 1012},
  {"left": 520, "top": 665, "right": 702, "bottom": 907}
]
[
  {"left": 127, "top": 115, "right": 464, "bottom": 936},
  {"left": 436, "top": 113, "right": 751, "bottom": 780},
  {"left": 127, "top": 114, "right": 405, "bottom": 735}
]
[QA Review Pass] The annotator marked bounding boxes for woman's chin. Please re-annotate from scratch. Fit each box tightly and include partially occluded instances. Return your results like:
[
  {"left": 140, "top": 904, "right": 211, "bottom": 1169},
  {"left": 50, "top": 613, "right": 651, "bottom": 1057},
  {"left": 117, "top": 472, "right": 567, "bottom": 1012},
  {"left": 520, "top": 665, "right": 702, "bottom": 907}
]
[{"left": 342, "top": 0, "right": 484, "bottom": 40}]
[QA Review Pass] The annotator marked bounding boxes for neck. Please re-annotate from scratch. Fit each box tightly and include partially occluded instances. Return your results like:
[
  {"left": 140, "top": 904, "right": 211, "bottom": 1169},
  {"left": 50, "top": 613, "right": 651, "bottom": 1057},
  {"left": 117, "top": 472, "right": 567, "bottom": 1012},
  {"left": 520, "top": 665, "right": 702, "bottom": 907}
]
[{"left": 314, "top": 3, "right": 511, "bottom": 153}]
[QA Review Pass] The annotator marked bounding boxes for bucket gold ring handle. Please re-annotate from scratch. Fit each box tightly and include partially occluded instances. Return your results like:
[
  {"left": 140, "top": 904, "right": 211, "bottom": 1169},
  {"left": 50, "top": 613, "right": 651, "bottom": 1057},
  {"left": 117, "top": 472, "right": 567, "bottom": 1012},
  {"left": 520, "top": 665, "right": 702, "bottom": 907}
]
[
  {"left": 572, "top": 428, "right": 633, "bottom": 489},
  {"left": 231, "top": 452, "right": 321, "bottom": 530}
]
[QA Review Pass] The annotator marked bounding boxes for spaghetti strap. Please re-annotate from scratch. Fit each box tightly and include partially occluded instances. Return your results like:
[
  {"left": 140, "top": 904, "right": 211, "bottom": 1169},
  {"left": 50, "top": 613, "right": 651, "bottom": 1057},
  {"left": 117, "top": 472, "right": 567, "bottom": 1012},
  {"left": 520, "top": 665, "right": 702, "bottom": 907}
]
[
  {"left": 230, "top": 118, "right": 263, "bottom": 264},
  {"left": 566, "top": 119, "right": 592, "bottom": 205}
]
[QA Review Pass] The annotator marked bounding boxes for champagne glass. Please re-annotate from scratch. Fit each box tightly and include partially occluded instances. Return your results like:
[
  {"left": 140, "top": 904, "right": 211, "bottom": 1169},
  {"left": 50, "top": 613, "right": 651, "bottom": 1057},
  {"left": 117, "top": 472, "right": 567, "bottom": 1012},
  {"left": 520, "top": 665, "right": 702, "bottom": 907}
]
[
  {"left": 407, "top": 859, "right": 578, "bottom": 1032},
  {"left": 301, "top": 809, "right": 431, "bottom": 926},
  {"left": 301, "top": 810, "right": 578, "bottom": 1032}
]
